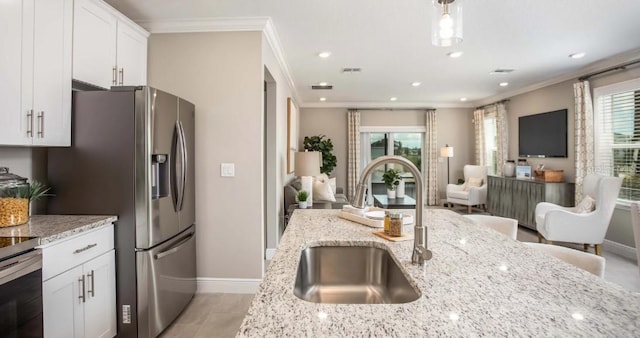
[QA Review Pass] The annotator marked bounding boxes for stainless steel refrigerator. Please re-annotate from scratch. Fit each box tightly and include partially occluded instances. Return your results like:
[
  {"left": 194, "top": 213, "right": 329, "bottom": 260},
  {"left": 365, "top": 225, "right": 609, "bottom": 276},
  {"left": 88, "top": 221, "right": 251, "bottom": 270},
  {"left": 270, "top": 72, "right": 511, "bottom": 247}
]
[{"left": 47, "top": 86, "right": 196, "bottom": 337}]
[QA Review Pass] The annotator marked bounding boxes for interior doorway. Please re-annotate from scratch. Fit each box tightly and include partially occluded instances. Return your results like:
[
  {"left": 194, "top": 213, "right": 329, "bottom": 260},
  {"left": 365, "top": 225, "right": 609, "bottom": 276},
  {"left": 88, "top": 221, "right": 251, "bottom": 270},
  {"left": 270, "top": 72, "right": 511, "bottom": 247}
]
[{"left": 263, "top": 68, "right": 277, "bottom": 264}]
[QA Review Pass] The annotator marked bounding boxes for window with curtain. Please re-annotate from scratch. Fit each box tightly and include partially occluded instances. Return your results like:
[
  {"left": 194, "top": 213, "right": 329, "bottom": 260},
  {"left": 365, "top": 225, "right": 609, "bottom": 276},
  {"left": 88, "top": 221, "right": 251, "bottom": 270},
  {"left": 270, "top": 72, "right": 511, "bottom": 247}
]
[
  {"left": 594, "top": 78, "right": 640, "bottom": 202},
  {"left": 483, "top": 114, "right": 498, "bottom": 175}
]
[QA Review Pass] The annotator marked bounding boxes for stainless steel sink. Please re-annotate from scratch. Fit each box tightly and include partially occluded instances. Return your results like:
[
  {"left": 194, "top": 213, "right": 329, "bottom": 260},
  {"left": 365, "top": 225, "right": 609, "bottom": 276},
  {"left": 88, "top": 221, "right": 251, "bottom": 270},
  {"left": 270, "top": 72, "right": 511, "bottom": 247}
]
[{"left": 293, "top": 246, "right": 421, "bottom": 304}]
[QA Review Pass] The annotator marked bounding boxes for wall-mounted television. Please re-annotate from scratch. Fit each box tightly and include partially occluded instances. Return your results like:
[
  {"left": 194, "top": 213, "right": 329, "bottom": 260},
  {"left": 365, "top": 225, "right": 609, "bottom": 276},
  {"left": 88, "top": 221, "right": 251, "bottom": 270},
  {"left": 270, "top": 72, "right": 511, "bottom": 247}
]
[{"left": 518, "top": 109, "right": 568, "bottom": 158}]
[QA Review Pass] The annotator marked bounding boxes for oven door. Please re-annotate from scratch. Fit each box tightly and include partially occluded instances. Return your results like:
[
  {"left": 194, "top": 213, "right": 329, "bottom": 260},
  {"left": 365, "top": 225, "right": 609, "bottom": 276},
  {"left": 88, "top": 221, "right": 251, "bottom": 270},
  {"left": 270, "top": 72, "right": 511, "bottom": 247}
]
[{"left": 0, "top": 249, "right": 43, "bottom": 338}]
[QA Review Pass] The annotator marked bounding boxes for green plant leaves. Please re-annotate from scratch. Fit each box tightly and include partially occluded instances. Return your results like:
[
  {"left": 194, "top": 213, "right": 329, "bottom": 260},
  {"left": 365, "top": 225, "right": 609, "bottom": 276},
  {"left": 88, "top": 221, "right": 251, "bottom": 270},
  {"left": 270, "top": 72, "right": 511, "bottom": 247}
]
[{"left": 303, "top": 135, "right": 337, "bottom": 175}]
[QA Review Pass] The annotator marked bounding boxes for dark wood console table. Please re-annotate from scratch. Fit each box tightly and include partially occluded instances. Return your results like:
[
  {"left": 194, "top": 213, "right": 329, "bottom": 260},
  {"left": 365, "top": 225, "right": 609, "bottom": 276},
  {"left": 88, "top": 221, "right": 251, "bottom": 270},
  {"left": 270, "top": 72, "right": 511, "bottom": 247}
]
[
  {"left": 373, "top": 194, "right": 416, "bottom": 209},
  {"left": 487, "top": 175, "right": 575, "bottom": 230}
]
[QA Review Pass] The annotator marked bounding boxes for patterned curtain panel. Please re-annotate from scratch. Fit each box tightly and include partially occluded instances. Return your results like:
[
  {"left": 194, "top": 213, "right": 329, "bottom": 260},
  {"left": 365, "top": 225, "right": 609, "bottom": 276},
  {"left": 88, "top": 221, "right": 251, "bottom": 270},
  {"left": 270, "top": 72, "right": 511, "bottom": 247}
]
[
  {"left": 347, "top": 110, "right": 361, "bottom": 200},
  {"left": 574, "top": 81, "right": 595, "bottom": 201},
  {"left": 473, "top": 109, "right": 486, "bottom": 166},
  {"left": 495, "top": 102, "right": 509, "bottom": 176},
  {"left": 425, "top": 109, "right": 438, "bottom": 205}
]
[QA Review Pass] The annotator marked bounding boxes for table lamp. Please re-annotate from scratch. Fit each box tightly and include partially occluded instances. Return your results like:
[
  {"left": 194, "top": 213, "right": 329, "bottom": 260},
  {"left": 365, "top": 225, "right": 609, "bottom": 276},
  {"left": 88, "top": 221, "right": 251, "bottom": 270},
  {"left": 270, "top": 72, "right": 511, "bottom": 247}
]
[
  {"left": 440, "top": 144, "right": 454, "bottom": 184},
  {"left": 295, "top": 151, "right": 321, "bottom": 207}
]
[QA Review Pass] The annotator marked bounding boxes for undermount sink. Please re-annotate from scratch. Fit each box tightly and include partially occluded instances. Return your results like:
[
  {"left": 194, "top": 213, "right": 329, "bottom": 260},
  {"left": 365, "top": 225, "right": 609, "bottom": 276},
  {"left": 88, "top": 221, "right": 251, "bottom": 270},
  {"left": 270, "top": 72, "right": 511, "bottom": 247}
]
[{"left": 293, "top": 245, "right": 421, "bottom": 304}]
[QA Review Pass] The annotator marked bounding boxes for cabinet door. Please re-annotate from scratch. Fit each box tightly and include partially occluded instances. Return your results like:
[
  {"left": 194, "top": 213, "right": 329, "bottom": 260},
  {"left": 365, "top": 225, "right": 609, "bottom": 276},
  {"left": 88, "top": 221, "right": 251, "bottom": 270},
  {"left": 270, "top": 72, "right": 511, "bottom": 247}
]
[
  {"left": 116, "top": 20, "right": 148, "bottom": 86},
  {"left": 0, "top": 0, "right": 31, "bottom": 145},
  {"left": 43, "top": 265, "right": 85, "bottom": 338},
  {"left": 83, "top": 250, "right": 117, "bottom": 338},
  {"left": 73, "top": 0, "right": 117, "bottom": 89},
  {"left": 31, "top": 0, "right": 72, "bottom": 146}
]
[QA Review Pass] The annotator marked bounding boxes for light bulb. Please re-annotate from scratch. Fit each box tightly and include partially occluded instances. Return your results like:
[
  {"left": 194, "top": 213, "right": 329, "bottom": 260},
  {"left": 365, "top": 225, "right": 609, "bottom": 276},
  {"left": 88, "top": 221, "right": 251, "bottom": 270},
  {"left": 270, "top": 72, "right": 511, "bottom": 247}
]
[
  {"left": 439, "top": 28, "right": 454, "bottom": 39},
  {"left": 439, "top": 14, "right": 453, "bottom": 28}
]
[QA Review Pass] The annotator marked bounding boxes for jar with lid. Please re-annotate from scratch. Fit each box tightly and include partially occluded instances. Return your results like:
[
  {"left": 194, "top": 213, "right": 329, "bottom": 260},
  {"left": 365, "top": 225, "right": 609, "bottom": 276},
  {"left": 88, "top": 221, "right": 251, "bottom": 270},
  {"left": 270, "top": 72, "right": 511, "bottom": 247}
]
[
  {"left": 389, "top": 212, "right": 403, "bottom": 237},
  {"left": 503, "top": 160, "right": 516, "bottom": 177},
  {"left": 0, "top": 167, "right": 30, "bottom": 227},
  {"left": 383, "top": 211, "right": 390, "bottom": 234}
]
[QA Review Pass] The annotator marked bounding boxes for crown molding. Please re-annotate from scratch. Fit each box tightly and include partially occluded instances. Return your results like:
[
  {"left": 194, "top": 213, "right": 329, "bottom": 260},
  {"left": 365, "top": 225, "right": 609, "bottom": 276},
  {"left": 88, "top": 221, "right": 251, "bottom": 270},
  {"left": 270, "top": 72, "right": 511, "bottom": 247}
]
[
  {"left": 301, "top": 101, "right": 476, "bottom": 109},
  {"left": 472, "top": 48, "right": 640, "bottom": 107},
  {"left": 136, "top": 17, "right": 299, "bottom": 103}
]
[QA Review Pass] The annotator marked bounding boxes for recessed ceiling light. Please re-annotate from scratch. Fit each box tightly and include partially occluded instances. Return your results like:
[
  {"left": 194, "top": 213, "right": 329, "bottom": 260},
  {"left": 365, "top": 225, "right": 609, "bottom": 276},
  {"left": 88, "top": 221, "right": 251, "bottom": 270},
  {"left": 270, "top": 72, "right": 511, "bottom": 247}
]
[
  {"left": 319, "top": 97, "right": 326, "bottom": 101},
  {"left": 460, "top": 97, "right": 467, "bottom": 101},
  {"left": 390, "top": 97, "right": 398, "bottom": 101},
  {"left": 499, "top": 82, "right": 509, "bottom": 87},
  {"left": 411, "top": 82, "right": 421, "bottom": 87},
  {"left": 569, "top": 52, "right": 586, "bottom": 59},
  {"left": 318, "top": 51, "right": 331, "bottom": 58},
  {"left": 318, "top": 82, "right": 328, "bottom": 86},
  {"left": 447, "top": 51, "right": 464, "bottom": 58}
]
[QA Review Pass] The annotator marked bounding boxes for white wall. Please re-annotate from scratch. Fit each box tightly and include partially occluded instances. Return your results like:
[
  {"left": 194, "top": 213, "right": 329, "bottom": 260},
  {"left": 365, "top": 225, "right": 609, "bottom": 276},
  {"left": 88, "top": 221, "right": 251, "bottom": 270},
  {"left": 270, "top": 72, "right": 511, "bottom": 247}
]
[{"left": 148, "top": 31, "right": 265, "bottom": 279}]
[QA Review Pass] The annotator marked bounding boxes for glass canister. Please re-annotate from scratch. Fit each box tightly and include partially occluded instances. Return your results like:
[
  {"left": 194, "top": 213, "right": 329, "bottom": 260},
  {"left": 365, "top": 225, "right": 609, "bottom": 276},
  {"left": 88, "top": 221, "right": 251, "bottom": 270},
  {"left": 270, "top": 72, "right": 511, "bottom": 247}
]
[
  {"left": 389, "top": 212, "right": 403, "bottom": 237},
  {"left": 503, "top": 160, "right": 516, "bottom": 177},
  {"left": 0, "top": 167, "right": 30, "bottom": 227}
]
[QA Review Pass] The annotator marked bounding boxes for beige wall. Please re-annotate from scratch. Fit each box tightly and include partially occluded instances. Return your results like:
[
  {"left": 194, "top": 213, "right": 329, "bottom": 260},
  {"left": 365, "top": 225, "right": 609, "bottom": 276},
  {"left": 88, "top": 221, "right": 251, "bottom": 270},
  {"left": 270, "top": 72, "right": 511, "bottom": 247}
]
[
  {"left": 148, "top": 32, "right": 265, "bottom": 279},
  {"left": 504, "top": 66, "right": 640, "bottom": 248},
  {"left": 299, "top": 107, "right": 474, "bottom": 199}
]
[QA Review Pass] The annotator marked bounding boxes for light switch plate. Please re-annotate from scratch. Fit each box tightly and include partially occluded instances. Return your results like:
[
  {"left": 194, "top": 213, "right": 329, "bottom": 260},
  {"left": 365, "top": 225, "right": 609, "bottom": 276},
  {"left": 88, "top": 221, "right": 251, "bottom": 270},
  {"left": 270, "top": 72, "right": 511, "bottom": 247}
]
[{"left": 221, "top": 163, "right": 235, "bottom": 177}]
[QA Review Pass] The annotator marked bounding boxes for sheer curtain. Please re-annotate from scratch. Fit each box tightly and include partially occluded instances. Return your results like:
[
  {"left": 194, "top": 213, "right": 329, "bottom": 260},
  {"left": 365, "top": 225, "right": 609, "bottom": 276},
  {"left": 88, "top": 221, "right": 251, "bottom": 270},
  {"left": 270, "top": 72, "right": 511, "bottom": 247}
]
[
  {"left": 574, "top": 81, "right": 595, "bottom": 201},
  {"left": 495, "top": 102, "right": 509, "bottom": 176},
  {"left": 425, "top": 109, "right": 438, "bottom": 205},
  {"left": 347, "top": 110, "right": 361, "bottom": 200},
  {"left": 473, "top": 109, "right": 486, "bottom": 166}
]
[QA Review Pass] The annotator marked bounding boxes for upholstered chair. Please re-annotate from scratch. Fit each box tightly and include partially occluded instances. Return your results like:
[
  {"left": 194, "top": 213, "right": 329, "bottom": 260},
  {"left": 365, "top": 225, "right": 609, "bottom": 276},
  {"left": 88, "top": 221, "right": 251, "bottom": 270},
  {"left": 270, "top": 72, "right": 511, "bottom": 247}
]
[
  {"left": 463, "top": 214, "right": 518, "bottom": 240},
  {"left": 523, "top": 243, "right": 606, "bottom": 278},
  {"left": 446, "top": 165, "right": 488, "bottom": 213},
  {"left": 629, "top": 202, "right": 640, "bottom": 275},
  {"left": 535, "top": 174, "right": 623, "bottom": 255}
]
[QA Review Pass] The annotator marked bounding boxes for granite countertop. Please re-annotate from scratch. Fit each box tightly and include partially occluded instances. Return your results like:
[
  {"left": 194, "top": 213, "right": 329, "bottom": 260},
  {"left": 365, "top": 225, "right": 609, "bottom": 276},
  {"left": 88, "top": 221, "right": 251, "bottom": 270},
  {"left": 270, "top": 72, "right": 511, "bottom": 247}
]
[
  {"left": 238, "top": 209, "right": 640, "bottom": 337},
  {"left": 0, "top": 215, "right": 118, "bottom": 245}
]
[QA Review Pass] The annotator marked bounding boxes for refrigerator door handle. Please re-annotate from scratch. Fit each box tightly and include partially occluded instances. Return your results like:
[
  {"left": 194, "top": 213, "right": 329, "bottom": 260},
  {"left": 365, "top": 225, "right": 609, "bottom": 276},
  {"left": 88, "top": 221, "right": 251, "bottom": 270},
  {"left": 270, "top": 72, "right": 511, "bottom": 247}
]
[
  {"left": 177, "top": 121, "right": 188, "bottom": 211},
  {"left": 170, "top": 122, "right": 180, "bottom": 212},
  {"left": 153, "top": 229, "right": 194, "bottom": 260}
]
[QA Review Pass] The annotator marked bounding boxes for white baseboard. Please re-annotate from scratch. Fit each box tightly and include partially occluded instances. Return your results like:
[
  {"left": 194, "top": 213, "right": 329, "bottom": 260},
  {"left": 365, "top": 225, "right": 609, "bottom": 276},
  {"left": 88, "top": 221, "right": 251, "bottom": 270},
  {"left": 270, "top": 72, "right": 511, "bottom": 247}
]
[
  {"left": 603, "top": 239, "right": 638, "bottom": 261},
  {"left": 196, "top": 277, "right": 261, "bottom": 294},
  {"left": 266, "top": 248, "right": 276, "bottom": 260}
]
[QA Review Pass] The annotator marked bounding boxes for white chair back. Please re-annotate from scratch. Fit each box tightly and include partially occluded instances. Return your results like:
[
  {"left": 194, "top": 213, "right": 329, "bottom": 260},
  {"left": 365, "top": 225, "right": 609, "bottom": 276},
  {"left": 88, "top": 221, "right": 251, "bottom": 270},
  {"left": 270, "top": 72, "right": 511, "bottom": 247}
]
[
  {"left": 463, "top": 165, "right": 488, "bottom": 184},
  {"left": 524, "top": 242, "right": 606, "bottom": 278},
  {"left": 629, "top": 202, "right": 640, "bottom": 275},
  {"left": 587, "top": 175, "right": 623, "bottom": 240},
  {"left": 464, "top": 214, "right": 518, "bottom": 240}
]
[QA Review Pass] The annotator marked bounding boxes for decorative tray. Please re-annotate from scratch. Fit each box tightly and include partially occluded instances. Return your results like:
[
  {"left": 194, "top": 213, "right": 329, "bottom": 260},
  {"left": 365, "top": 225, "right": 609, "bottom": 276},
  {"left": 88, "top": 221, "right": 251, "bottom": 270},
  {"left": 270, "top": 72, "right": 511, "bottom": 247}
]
[{"left": 338, "top": 208, "right": 414, "bottom": 228}]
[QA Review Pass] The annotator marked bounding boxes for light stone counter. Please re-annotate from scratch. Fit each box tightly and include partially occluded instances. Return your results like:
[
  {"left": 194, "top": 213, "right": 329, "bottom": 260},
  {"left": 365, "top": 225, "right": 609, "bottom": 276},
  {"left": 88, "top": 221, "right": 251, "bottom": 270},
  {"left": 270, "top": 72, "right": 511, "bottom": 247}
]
[
  {"left": 0, "top": 215, "right": 117, "bottom": 245},
  {"left": 238, "top": 209, "right": 640, "bottom": 337}
]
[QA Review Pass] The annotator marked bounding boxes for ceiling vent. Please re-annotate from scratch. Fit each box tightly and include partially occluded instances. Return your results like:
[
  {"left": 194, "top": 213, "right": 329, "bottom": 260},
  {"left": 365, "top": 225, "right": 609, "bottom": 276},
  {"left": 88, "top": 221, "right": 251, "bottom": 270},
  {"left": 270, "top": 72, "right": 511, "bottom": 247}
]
[
  {"left": 490, "top": 68, "right": 515, "bottom": 74},
  {"left": 311, "top": 85, "right": 333, "bottom": 90},
  {"left": 342, "top": 67, "right": 362, "bottom": 73}
]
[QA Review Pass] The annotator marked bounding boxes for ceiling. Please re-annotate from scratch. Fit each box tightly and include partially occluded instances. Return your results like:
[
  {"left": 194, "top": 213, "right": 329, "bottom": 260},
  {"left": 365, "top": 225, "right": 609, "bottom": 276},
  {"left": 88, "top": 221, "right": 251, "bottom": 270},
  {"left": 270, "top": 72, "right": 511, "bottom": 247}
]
[{"left": 106, "top": 0, "right": 640, "bottom": 108}]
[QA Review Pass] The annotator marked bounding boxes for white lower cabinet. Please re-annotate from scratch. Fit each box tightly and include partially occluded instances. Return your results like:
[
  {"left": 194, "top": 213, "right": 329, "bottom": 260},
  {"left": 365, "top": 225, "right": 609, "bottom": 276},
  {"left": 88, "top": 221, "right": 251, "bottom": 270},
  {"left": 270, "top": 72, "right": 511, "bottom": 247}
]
[{"left": 42, "top": 225, "right": 116, "bottom": 338}]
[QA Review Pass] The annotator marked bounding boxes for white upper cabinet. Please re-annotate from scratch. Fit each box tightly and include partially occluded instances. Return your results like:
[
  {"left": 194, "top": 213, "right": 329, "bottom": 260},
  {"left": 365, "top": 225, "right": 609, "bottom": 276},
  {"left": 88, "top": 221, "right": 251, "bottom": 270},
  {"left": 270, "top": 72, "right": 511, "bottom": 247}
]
[
  {"left": 0, "top": 0, "right": 72, "bottom": 146},
  {"left": 73, "top": 0, "right": 148, "bottom": 89}
]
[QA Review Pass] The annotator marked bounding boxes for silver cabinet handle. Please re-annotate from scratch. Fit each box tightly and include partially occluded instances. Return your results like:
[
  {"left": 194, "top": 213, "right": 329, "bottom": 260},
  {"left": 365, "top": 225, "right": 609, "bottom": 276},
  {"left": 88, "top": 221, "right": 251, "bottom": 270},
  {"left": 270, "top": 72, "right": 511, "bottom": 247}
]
[
  {"left": 154, "top": 231, "right": 194, "bottom": 260},
  {"left": 178, "top": 121, "right": 187, "bottom": 211},
  {"left": 112, "top": 67, "right": 117, "bottom": 85},
  {"left": 37, "top": 111, "right": 44, "bottom": 137},
  {"left": 118, "top": 68, "right": 124, "bottom": 85},
  {"left": 26, "top": 110, "right": 33, "bottom": 137},
  {"left": 87, "top": 270, "right": 95, "bottom": 298},
  {"left": 79, "top": 275, "right": 86, "bottom": 303},
  {"left": 73, "top": 243, "right": 97, "bottom": 254}
]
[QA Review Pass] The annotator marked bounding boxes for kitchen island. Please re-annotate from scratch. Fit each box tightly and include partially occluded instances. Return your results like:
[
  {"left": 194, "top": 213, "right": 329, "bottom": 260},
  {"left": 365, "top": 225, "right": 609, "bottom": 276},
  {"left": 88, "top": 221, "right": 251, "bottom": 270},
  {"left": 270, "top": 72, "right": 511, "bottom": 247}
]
[{"left": 238, "top": 209, "right": 640, "bottom": 337}]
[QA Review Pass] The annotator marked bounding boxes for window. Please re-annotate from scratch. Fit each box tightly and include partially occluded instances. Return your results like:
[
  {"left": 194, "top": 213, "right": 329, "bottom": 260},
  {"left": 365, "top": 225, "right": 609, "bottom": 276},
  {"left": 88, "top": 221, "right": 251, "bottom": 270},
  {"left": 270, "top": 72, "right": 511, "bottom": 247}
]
[
  {"left": 483, "top": 114, "right": 498, "bottom": 175},
  {"left": 594, "top": 78, "right": 640, "bottom": 202}
]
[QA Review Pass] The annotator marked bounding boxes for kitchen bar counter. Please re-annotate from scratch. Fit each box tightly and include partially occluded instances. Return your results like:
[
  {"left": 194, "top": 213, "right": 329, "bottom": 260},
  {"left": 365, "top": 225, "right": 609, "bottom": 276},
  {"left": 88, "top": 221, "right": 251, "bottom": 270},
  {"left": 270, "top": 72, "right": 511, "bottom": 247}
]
[
  {"left": 238, "top": 209, "right": 640, "bottom": 337},
  {"left": 0, "top": 215, "right": 117, "bottom": 245}
]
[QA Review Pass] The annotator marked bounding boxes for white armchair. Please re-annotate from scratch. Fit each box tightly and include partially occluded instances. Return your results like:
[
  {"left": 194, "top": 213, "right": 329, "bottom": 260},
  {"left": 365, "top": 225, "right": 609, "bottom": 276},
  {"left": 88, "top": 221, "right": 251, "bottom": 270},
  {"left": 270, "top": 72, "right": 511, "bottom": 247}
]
[
  {"left": 446, "top": 165, "right": 488, "bottom": 213},
  {"left": 535, "top": 174, "right": 623, "bottom": 255}
]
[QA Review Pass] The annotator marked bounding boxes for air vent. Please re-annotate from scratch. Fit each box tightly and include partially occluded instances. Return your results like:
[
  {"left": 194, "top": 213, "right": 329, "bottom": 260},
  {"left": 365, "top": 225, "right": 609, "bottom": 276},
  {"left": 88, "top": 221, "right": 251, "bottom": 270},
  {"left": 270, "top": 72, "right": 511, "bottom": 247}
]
[
  {"left": 490, "top": 69, "right": 515, "bottom": 74},
  {"left": 342, "top": 67, "right": 362, "bottom": 73},
  {"left": 311, "top": 85, "right": 333, "bottom": 90}
]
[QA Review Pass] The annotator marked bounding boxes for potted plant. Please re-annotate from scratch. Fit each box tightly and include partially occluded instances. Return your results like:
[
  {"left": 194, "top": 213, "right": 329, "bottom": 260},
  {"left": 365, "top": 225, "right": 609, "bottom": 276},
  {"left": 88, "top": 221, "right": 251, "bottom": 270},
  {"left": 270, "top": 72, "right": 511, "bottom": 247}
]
[
  {"left": 297, "top": 190, "right": 309, "bottom": 209},
  {"left": 382, "top": 169, "right": 400, "bottom": 199},
  {"left": 303, "top": 135, "right": 337, "bottom": 175}
]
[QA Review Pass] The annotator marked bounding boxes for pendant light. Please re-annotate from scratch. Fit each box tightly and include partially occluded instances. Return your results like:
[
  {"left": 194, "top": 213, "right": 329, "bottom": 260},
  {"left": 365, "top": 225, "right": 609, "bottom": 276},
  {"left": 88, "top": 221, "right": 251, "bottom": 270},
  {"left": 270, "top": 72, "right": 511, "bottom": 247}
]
[{"left": 432, "top": 0, "right": 463, "bottom": 47}]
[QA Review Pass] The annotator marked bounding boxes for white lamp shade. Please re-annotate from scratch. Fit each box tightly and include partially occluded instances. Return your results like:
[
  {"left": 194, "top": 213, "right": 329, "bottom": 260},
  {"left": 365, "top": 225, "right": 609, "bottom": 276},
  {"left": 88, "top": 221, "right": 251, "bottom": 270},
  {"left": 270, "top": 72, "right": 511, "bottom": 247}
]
[
  {"left": 432, "top": 0, "right": 463, "bottom": 47},
  {"left": 295, "top": 151, "right": 321, "bottom": 177},
  {"left": 440, "top": 146, "right": 454, "bottom": 158}
]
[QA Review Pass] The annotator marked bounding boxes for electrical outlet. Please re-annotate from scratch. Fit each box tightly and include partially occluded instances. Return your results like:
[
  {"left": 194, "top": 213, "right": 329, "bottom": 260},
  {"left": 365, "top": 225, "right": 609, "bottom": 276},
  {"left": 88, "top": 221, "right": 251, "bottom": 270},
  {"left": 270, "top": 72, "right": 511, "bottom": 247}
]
[
  {"left": 122, "top": 305, "right": 131, "bottom": 324},
  {"left": 221, "top": 163, "right": 235, "bottom": 177}
]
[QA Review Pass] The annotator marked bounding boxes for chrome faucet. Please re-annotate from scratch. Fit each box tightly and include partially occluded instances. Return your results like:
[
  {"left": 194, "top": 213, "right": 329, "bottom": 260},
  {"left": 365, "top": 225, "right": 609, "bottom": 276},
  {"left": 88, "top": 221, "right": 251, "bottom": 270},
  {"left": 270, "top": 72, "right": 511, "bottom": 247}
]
[{"left": 351, "top": 155, "right": 432, "bottom": 265}]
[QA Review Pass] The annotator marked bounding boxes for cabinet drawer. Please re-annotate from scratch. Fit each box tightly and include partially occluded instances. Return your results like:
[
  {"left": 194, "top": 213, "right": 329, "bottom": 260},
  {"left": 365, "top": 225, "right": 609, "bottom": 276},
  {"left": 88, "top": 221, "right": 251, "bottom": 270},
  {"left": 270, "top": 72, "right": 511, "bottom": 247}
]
[{"left": 42, "top": 224, "right": 114, "bottom": 281}]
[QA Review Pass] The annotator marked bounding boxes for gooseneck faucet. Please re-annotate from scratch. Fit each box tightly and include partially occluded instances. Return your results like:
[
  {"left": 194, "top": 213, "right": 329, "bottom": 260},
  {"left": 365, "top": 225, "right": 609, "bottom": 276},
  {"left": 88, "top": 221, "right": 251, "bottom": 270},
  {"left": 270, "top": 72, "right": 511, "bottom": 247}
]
[{"left": 351, "top": 155, "right": 432, "bottom": 265}]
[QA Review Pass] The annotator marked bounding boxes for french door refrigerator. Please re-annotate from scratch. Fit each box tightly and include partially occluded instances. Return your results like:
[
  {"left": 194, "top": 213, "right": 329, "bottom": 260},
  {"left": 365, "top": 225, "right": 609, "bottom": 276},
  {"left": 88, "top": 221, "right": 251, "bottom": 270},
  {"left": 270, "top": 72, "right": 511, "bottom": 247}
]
[{"left": 47, "top": 86, "right": 196, "bottom": 338}]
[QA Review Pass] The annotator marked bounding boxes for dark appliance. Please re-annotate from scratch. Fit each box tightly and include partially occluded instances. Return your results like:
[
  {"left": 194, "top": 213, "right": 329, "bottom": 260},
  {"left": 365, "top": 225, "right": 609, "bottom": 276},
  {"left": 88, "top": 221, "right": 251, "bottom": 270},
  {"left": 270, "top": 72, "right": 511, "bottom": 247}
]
[{"left": 518, "top": 109, "right": 568, "bottom": 158}]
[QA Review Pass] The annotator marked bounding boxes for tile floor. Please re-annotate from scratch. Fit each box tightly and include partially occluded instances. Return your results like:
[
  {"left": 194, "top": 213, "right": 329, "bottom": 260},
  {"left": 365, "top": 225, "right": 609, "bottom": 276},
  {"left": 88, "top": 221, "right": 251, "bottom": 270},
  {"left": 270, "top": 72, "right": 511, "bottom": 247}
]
[{"left": 163, "top": 220, "right": 640, "bottom": 338}]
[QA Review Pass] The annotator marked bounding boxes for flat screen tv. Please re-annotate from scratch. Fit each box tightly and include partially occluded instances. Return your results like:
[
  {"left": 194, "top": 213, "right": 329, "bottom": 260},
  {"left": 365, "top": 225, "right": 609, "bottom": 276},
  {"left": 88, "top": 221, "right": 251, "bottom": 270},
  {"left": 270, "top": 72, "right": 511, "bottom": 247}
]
[{"left": 518, "top": 109, "right": 568, "bottom": 158}]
